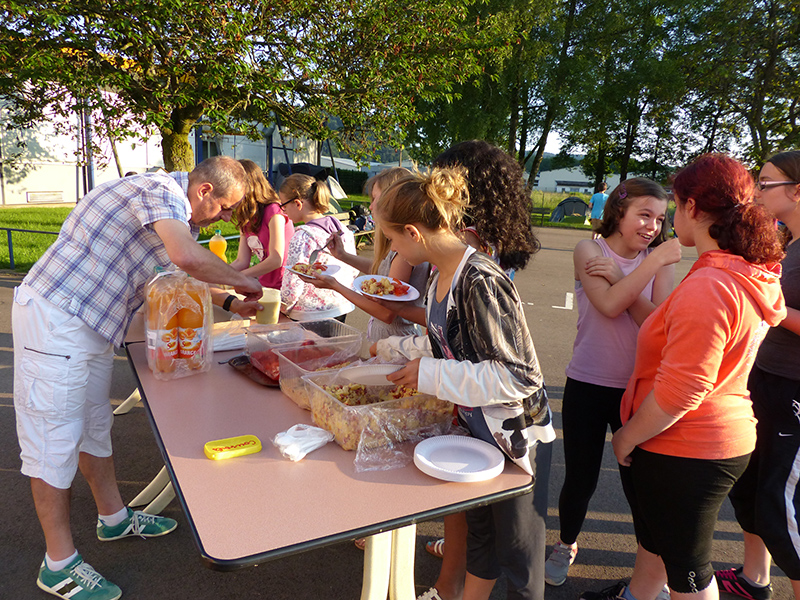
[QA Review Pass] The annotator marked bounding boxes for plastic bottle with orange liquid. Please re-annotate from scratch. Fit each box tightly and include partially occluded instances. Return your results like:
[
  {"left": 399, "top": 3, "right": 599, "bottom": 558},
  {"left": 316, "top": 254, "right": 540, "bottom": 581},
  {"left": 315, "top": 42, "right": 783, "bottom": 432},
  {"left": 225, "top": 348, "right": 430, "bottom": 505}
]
[
  {"left": 145, "top": 268, "right": 179, "bottom": 374},
  {"left": 209, "top": 229, "right": 228, "bottom": 263},
  {"left": 178, "top": 277, "right": 207, "bottom": 369}
]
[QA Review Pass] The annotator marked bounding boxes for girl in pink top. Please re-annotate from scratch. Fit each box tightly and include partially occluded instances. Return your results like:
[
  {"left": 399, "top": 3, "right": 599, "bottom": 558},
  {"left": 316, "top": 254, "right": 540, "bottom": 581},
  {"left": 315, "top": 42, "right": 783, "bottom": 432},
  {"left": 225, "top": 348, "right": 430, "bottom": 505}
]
[
  {"left": 581, "top": 154, "right": 786, "bottom": 600},
  {"left": 546, "top": 178, "right": 681, "bottom": 588},
  {"left": 230, "top": 160, "right": 294, "bottom": 289}
]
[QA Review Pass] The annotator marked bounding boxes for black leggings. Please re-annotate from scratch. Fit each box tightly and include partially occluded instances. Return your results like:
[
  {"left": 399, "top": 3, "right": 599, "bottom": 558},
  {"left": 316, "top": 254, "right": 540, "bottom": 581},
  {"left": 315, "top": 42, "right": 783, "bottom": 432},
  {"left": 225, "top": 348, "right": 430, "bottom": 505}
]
[
  {"left": 557, "top": 377, "right": 624, "bottom": 544},
  {"left": 620, "top": 448, "right": 750, "bottom": 593}
]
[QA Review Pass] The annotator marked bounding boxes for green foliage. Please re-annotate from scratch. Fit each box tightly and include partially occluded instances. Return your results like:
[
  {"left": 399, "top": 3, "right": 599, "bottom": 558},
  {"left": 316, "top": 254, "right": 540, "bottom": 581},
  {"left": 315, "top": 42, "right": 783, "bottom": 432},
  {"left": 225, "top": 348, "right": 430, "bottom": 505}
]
[
  {"left": 334, "top": 169, "right": 370, "bottom": 196},
  {"left": 0, "top": 0, "right": 498, "bottom": 170}
]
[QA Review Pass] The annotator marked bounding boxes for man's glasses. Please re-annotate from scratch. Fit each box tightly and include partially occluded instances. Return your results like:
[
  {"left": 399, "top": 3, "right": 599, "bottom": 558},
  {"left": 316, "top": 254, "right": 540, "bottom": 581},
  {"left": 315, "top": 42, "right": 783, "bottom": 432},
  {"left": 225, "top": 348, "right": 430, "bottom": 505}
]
[{"left": 757, "top": 180, "right": 799, "bottom": 191}]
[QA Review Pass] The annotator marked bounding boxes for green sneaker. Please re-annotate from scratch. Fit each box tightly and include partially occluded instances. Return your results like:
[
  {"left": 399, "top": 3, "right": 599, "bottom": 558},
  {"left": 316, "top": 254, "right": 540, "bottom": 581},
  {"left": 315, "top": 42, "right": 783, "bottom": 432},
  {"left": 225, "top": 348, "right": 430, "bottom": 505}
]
[
  {"left": 37, "top": 554, "right": 122, "bottom": 600},
  {"left": 97, "top": 507, "right": 177, "bottom": 541}
]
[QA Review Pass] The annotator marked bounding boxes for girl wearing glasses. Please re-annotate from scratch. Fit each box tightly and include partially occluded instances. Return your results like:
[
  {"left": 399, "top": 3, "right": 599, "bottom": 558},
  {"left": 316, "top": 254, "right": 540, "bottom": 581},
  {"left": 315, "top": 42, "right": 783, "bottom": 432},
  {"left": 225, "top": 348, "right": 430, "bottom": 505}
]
[
  {"left": 278, "top": 174, "right": 359, "bottom": 321},
  {"left": 716, "top": 150, "right": 800, "bottom": 600}
]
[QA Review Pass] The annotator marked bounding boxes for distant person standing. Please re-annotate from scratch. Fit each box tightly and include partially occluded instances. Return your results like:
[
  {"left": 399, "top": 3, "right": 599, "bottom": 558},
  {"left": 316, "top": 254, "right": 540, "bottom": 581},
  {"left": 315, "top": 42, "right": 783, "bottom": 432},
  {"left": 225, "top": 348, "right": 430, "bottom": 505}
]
[{"left": 589, "top": 182, "right": 609, "bottom": 240}]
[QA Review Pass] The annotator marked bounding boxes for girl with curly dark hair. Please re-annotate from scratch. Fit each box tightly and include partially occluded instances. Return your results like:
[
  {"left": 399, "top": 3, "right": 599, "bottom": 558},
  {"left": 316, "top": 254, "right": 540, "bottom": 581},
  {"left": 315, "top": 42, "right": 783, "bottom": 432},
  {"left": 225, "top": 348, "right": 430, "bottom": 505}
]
[{"left": 433, "top": 140, "right": 540, "bottom": 277}]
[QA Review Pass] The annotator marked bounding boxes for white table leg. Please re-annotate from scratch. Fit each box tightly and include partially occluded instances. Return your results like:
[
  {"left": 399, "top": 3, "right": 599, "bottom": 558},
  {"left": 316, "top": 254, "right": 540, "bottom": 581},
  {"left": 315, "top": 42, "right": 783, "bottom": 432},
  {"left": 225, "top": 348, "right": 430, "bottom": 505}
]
[
  {"left": 361, "top": 532, "right": 393, "bottom": 600},
  {"left": 129, "top": 466, "right": 170, "bottom": 507},
  {"left": 113, "top": 389, "right": 142, "bottom": 415},
  {"left": 143, "top": 482, "right": 175, "bottom": 515},
  {"left": 389, "top": 524, "right": 417, "bottom": 600}
]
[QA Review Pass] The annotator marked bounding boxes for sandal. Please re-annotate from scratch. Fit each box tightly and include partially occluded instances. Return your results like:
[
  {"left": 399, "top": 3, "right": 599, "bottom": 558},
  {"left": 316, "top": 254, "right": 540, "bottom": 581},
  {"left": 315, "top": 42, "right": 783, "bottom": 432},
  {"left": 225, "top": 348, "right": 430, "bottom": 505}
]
[
  {"left": 354, "top": 537, "right": 367, "bottom": 551},
  {"left": 425, "top": 538, "right": 445, "bottom": 559}
]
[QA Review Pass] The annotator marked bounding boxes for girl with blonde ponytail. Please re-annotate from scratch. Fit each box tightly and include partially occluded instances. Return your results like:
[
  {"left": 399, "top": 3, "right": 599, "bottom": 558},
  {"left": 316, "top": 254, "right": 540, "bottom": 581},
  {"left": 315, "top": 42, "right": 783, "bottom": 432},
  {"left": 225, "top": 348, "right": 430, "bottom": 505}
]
[
  {"left": 371, "top": 166, "right": 554, "bottom": 600},
  {"left": 305, "top": 166, "right": 431, "bottom": 342}
]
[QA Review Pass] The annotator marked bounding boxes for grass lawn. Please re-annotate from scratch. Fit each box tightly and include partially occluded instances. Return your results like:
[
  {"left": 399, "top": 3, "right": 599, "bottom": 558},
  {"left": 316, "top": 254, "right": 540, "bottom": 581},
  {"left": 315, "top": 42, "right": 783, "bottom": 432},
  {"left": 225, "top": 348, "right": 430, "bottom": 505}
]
[{"left": 0, "top": 190, "right": 589, "bottom": 272}]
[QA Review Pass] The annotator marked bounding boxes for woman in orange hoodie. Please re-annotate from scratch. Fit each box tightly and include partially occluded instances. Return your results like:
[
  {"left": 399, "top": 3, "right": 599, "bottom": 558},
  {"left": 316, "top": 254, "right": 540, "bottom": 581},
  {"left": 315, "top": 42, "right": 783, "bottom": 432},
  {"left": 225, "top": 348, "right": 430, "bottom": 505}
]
[{"left": 580, "top": 154, "right": 787, "bottom": 600}]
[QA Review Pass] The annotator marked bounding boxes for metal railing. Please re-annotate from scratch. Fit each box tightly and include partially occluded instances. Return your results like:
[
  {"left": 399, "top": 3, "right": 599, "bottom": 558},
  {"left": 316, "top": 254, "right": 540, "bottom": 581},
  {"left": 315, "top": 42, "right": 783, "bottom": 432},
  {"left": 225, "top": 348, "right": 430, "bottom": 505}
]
[
  {"left": 0, "top": 227, "right": 242, "bottom": 270},
  {"left": 0, "top": 227, "right": 60, "bottom": 270}
]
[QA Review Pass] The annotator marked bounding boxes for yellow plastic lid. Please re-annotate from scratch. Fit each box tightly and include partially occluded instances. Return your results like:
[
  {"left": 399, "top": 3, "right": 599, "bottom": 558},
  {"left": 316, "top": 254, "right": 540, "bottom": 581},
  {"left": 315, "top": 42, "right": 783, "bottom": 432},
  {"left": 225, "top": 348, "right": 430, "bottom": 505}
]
[{"left": 204, "top": 434, "right": 262, "bottom": 460}]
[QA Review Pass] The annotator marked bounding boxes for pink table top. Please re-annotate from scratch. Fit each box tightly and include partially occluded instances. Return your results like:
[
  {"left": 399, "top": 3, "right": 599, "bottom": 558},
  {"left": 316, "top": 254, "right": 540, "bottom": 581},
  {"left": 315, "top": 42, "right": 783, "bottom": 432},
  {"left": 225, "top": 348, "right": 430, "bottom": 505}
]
[{"left": 125, "top": 340, "right": 533, "bottom": 571}]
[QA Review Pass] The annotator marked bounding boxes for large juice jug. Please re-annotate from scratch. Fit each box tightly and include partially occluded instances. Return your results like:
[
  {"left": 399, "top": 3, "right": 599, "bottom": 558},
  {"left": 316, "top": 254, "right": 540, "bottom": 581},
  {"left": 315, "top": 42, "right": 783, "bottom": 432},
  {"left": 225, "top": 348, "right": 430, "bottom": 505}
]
[
  {"left": 145, "top": 270, "right": 179, "bottom": 374},
  {"left": 209, "top": 229, "right": 228, "bottom": 263},
  {"left": 178, "top": 277, "right": 207, "bottom": 369}
]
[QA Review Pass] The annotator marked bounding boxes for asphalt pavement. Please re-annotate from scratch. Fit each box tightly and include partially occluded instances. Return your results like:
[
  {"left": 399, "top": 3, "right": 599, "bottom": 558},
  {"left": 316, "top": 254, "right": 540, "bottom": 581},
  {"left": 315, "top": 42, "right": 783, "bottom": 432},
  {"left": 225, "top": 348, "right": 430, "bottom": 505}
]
[{"left": 0, "top": 227, "right": 790, "bottom": 599}]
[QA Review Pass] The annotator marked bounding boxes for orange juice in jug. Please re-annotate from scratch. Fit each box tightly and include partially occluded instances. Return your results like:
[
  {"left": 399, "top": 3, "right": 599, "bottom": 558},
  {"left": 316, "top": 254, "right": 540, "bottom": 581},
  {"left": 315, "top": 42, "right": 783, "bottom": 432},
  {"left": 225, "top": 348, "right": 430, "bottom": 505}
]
[
  {"left": 209, "top": 229, "right": 228, "bottom": 263},
  {"left": 178, "top": 278, "right": 207, "bottom": 369}
]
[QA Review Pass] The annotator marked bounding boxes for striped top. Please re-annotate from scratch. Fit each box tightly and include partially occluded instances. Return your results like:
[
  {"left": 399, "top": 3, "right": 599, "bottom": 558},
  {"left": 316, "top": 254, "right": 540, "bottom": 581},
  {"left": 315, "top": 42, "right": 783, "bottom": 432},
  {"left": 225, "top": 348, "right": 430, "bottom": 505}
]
[{"left": 24, "top": 172, "right": 195, "bottom": 346}]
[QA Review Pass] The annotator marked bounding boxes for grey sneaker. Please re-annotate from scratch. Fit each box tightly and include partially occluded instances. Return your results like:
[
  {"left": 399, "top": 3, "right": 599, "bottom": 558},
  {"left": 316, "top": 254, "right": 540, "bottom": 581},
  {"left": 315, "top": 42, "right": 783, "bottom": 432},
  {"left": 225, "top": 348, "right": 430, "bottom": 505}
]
[
  {"left": 544, "top": 541, "right": 577, "bottom": 586},
  {"left": 656, "top": 584, "right": 670, "bottom": 600}
]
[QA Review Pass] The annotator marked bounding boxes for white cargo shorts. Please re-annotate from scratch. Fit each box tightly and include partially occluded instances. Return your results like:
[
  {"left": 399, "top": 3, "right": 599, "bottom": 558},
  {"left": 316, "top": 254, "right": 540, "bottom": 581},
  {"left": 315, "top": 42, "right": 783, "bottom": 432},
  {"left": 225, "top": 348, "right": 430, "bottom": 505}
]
[{"left": 12, "top": 284, "right": 115, "bottom": 489}]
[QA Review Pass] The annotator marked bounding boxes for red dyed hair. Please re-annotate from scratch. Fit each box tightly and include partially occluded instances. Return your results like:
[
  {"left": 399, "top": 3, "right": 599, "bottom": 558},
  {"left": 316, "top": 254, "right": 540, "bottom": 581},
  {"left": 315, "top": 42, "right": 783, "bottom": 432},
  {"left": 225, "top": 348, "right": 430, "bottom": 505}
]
[{"left": 672, "top": 153, "right": 784, "bottom": 264}]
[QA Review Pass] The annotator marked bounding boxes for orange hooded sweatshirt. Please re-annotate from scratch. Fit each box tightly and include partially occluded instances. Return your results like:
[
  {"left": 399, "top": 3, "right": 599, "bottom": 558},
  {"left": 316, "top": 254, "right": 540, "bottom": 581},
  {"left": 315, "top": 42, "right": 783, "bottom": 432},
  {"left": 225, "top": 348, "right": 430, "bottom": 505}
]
[{"left": 620, "top": 250, "right": 786, "bottom": 460}]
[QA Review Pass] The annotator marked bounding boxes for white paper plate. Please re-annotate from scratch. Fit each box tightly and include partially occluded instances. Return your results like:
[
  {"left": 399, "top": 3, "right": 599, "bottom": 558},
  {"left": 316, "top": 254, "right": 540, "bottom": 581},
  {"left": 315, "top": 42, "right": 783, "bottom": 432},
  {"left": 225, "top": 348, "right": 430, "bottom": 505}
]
[
  {"left": 353, "top": 275, "right": 420, "bottom": 302},
  {"left": 339, "top": 363, "right": 403, "bottom": 386},
  {"left": 287, "top": 263, "right": 340, "bottom": 278},
  {"left": 414, "top": 436, "right": 505, "bottom": 483}
]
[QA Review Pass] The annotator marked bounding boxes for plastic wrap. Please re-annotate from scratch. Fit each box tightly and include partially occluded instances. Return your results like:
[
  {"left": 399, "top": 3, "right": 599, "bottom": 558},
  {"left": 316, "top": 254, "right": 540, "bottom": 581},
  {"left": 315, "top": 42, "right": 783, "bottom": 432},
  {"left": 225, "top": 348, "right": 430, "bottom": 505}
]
[
  {"left": 272, "top": 424, "right": 334, "bottom": 461},
  {"left": 244, "top": 319, "right": 363, "bottom": 380},
  {"left": 353, "top": 416, "right": 459, "bottom": 472},
  {"left": 274, "top": 344, "right": 363, "bottom": 410},
  {"left": 145, "top": 269, "right": 213, "bottom": 380},
  {"left": 304, "top": 370, "right": 454, "bottom": 452}
]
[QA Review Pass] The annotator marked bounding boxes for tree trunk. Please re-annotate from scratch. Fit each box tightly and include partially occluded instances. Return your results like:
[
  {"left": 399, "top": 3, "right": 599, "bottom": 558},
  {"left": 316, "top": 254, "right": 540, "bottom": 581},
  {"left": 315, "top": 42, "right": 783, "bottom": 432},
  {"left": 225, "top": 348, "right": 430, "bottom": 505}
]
[
  {"left": 594, "top": 140, "right": 606, "bottom": 187},
  {"left": 518, "top": 86, "right": 529, "bottom": 166},
  {"left": 160, "top": 106, "right": 204, "bottom": 172}
]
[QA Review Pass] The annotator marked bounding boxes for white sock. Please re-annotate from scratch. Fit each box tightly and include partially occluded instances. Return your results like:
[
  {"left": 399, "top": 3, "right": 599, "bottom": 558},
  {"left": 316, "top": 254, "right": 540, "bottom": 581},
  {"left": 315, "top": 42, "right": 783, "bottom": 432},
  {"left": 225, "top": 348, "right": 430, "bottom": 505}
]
[
  {"left": 98, "top": 506, "right": 129, "bottom": 527},
  {"left": 45, "top": 550, "right": 79, "bottom": 572}
]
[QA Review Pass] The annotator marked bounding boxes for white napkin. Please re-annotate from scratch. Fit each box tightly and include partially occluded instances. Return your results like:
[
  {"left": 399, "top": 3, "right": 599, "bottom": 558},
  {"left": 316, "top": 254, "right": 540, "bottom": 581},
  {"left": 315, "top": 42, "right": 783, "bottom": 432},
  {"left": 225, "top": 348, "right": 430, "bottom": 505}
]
[
  {"left": 212, "top": 320, "right": 249, "bottom": 352},
  {"left": 273, "top": 424, "right": 334, "bottom": 461}
]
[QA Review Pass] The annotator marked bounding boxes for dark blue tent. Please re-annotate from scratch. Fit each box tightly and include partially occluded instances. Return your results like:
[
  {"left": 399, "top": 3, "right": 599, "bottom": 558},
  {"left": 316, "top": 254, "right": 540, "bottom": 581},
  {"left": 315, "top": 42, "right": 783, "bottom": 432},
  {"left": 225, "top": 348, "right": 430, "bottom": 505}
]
[{"left": 549, "top": 196, "right": 589, "bottom": 222}]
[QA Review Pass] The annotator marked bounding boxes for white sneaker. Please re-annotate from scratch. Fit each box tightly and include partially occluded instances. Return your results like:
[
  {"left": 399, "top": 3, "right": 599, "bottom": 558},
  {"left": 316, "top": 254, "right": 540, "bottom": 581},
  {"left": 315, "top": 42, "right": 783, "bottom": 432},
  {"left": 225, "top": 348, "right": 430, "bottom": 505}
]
[{"left": 544, "top": 541, "right": 577, "bottom": 586}]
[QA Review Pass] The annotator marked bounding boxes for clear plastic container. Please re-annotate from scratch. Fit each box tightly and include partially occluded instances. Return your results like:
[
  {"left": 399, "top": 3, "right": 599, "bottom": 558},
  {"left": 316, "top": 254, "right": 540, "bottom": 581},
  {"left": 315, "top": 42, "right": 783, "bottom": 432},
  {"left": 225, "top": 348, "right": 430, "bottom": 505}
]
[
  {"left": 274, "top": 344, "right": 363, "bottom": 410},
  {"left": 304, "top": 370, "right": 453, "bottom": 451},
  {"left": 245, "top": 319, "right": 363, "bottom": 380}
]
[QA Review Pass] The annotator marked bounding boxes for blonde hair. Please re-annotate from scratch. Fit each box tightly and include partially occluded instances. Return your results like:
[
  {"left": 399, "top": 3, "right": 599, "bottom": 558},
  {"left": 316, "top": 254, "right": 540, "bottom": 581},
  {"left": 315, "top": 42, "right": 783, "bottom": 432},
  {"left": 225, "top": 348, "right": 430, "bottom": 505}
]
[
  {"left": 367, "top": 167, "right": 412, "bottom": 273},
  {"left": 375, "top": 167, "right": 469, "bottom": 235},
  {"left": 234, "top": 159, "right": 280, "bottom": 234},
  {"left": 279, "top": 173, "right": 331, "bottom": 213}
]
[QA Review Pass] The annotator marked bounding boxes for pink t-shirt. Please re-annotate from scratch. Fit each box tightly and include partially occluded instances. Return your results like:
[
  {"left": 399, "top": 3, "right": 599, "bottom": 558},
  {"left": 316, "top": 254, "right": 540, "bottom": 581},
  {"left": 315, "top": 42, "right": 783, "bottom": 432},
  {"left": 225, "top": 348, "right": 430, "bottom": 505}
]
[
  {"left": 244, "top": 203, "right": 294, "bottom": 289},
  {"left": 565, "top": 238, "right": 654, "bottom": 389}
]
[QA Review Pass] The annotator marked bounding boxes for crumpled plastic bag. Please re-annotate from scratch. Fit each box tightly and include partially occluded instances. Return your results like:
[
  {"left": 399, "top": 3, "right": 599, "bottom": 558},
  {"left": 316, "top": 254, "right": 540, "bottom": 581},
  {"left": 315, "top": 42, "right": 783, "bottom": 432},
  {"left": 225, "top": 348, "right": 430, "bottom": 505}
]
[
  {"left": 353, "top": 412, "right": 462, "bottom": 472},
  {"left": 272, "top": 424, "right": 334, "bottom": 461}
]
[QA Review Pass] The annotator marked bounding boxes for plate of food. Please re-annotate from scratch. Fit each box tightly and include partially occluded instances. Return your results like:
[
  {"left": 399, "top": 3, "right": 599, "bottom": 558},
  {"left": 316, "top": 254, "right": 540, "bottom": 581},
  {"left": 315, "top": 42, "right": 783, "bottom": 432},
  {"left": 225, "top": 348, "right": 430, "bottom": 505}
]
[
  {"left": 353, "top": 275, "right": 420, "bottom": 302},
  {"left": 287, "top": 262, "right": 340, "bottom": 278},
  {"left": 339, "top": 363, "right": 404, "bottom": 386},
  {"left": 414, "top": 436, "right": 505, "bottom": 482}
]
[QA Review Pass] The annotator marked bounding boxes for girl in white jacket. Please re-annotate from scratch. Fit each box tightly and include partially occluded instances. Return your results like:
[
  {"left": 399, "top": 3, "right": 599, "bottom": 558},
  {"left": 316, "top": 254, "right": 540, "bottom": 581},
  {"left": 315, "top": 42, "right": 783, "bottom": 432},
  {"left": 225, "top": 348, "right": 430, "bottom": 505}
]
[{"left": 371, "top": 168, "right": 554, "bottom": 600}]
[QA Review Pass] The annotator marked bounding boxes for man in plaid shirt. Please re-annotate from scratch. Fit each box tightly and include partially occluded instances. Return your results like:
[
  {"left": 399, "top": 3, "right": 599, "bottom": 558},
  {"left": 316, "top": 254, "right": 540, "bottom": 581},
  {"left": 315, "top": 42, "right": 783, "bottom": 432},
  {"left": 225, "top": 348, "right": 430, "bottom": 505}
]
[{"left": 12, "top": 156, "right": 263, "bottom": 600}]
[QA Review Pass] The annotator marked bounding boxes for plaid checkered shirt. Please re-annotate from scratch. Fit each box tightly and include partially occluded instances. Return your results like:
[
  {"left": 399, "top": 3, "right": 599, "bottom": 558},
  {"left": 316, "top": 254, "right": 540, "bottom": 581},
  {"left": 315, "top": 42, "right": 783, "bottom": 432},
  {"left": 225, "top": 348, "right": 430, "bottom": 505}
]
[{"left": 23, "top": 171, "right": 197, "bottom": 347}]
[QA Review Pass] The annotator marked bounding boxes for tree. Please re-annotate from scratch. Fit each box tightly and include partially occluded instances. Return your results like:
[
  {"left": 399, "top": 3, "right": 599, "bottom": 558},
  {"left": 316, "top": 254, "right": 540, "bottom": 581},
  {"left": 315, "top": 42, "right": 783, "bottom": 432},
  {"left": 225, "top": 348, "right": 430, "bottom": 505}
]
[
  {"left": 0, "top": 0, "right": 494, "bottom": 171},
  {"left": 677, "top": 0, "right": 800, "bottom": 164}
]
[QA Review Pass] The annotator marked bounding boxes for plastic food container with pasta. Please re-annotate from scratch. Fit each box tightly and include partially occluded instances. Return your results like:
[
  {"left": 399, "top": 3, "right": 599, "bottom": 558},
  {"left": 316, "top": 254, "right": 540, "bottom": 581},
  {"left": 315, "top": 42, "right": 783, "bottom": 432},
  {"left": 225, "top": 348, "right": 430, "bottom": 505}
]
[{"left": 303, "top": 370, "right": 454, "bottom": 451}]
